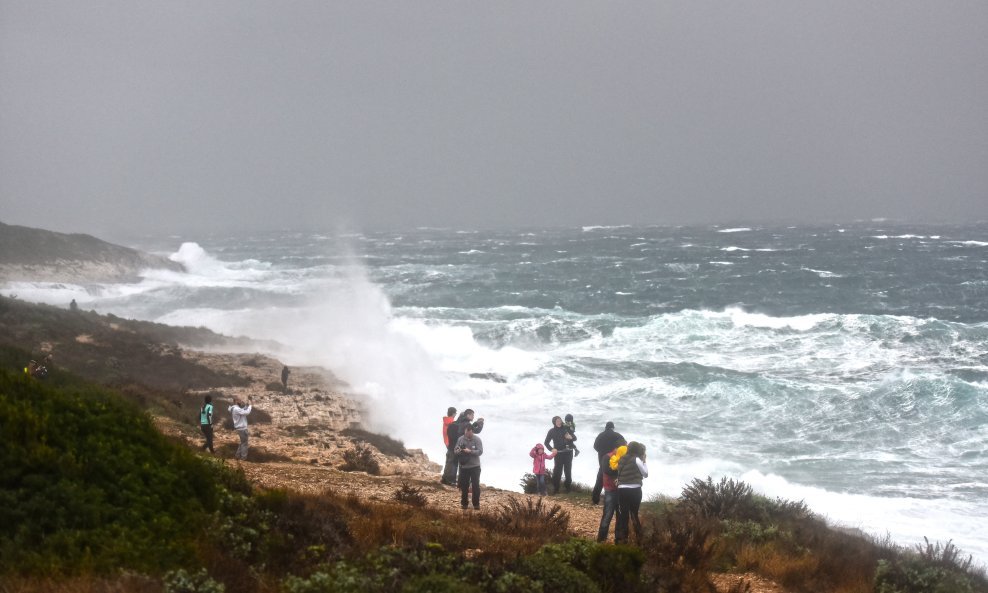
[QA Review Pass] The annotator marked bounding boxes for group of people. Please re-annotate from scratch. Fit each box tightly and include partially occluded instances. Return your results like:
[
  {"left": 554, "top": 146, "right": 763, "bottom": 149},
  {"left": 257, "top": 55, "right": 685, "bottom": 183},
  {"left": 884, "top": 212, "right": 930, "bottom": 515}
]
[
  {"left": 441, "top": 407, "right": 486, "bottom": 510},
  {"left": 199, "top": 394, "right": 253, "bottom": 460},
  {"left": 441, "top": 407, "right": 648, "bottom": 543}
]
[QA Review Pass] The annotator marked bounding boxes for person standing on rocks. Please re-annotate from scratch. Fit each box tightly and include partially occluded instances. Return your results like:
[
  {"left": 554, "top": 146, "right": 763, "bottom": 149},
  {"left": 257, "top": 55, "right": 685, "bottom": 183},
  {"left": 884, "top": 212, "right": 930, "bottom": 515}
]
[
  {"left": 455, "top": 424, "right": 483, "bottom": 510},
  {"left": 596, "top": 444, "right": 623, "bottom": 542},
  {"left": 441, "top": 406, "right": 457, "bottom": 485},
  {"left": 200, "top": 395, "right": 215, "bottom": 453},
  {"left": 229, "top": 396, "right": 253, "bottom": 460},
  {"left": 529, "top": 443, "right": 557, "bottom": 496},
  {"left": 615, "top": 441, "right": 648, "bottom": 544},
  {"left": 444, "top": 409, "right": 484, "bottom": 486},
  {"left": 592, "top": 421, "right": 626, "bottom": 504},
  {"left": 544, "top": 416, "right": 576, "bottom": 494},
  {"left": 281, "top": 365, "right": 290, "bottom": 390}
]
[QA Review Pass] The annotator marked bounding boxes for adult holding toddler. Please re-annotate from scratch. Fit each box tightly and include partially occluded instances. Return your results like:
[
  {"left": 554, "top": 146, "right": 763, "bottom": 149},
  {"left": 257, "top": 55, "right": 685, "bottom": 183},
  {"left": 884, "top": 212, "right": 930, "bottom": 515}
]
[{"left": 544, "top": 416, "right": 577, "bottom": 494}]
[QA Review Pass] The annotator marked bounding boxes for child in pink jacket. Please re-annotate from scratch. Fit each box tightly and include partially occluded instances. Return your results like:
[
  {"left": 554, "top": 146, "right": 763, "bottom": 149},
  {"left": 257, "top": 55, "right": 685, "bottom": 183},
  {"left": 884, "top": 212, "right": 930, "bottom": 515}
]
[{"left": 530, "top": 443, "right": 557, "bottom": 496}]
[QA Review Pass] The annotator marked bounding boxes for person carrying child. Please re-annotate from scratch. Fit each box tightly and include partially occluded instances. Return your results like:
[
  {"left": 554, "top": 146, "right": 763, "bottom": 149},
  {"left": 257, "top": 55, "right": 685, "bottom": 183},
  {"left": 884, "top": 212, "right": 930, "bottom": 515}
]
[
  {"left": 529, "top": 443, "right": 557, "bottom": 496},
  {"left": 544, "top": 416, "right": 577, "bottom": 494}
]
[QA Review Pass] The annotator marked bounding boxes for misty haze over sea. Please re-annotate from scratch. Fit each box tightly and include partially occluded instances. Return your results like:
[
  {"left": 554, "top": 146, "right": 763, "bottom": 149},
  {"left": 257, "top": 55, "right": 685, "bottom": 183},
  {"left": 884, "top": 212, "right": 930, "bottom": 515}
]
[{"left": 8, "top": 222, "right": 988, "bottom": 562}]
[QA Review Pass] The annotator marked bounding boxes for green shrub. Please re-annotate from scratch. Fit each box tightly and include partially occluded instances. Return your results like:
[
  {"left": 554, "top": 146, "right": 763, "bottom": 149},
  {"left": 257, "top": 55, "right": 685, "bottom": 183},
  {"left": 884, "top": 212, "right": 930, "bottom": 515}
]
[
  {"left": 519, "top": 553, "right": 600, "bottom": 593},
  {"left": 393, "top": 482, "right": 428, "bottom": 507},
  {"left": 401, "top": 573, "right": 473, "bottom": 593},
  {"left": 340, "top": 444, "right": 381, "bottom": 475},
  {"left": 679, "top": 476, "right": 755, "bottom": 521},
  {"left": 875, "top": 557, "right": 976, "bottom": 593},
  {"left": 587, "top": 545, "right": 645, "bottom": 593},
  {"left": 491, "top": 571, "right": 544, "bottom": 593},
  {"left": 478, "top": 497, "right": 570, "bottom": 541},
  {"left": 0, "top": 368, "right": 227, "bottom": 574},
  {"left": 163, "top": 568, "right": 225, "bottom": 593},
  {"left": 520, "top": 472, "right": 539, "bottom": 494}
]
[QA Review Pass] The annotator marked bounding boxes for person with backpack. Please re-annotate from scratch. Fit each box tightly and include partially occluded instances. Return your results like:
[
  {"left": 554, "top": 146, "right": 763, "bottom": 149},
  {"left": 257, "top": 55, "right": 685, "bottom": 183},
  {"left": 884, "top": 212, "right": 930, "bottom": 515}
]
[
  {"left": 200, "top": 395, "right": 215, "bottom": 453},
  {"left": 614, "top": 441, "right": 648, "bottom": 544}
]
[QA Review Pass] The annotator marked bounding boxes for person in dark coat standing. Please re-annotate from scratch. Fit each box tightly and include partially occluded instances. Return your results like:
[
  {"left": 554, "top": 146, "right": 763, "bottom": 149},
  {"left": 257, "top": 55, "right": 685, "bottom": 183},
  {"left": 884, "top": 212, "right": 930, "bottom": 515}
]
[
  {"left": 281, "top": 365, "right": 290, "bottom": 390},
  {"left": 544, "top": 416, "right": 576, "bottom": 494},
  {"left": 591, "top": 421, "right": 626, "bottom": 504}
]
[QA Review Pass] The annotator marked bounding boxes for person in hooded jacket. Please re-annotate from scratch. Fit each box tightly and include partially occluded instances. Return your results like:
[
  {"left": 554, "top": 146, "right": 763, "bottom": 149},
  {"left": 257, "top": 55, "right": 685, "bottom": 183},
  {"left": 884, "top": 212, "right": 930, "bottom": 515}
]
[
  {"left": 591, "top": 421, "right": 626, "bottom": 504},
  {"left": 529, "top": 443, "right": 557, "bottom": 496},
  {"left": 544, "top": 416, "right": 576, "bottom": 494}
]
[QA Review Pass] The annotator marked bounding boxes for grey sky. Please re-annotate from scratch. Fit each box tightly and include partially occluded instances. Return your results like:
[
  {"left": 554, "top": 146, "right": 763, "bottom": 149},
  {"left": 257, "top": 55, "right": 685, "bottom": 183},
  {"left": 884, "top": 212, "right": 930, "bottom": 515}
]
[{"left": 1, "top": 1, "right": 986, "bottom": 237}]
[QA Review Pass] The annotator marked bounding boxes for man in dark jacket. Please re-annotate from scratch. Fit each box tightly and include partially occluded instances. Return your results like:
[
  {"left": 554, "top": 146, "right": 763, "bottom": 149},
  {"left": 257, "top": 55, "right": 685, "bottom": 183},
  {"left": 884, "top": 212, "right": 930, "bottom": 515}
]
[
  {"left": 443, "top": 409, "right": 484, "bottom": 485},
  {"left": 544, "top": 416, "right": 576, "bottom": 494},
  {"left": 591, "top": 421, "right": 626, "bottom": 504}
]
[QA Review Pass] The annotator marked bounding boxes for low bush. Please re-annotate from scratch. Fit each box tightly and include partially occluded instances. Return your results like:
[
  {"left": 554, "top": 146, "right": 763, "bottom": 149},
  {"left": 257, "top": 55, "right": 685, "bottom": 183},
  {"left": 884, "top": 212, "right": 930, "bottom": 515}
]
[
  {"left": 393, "top": 482, "right": 428, "bottom": 507},
  {"left": 340, "top": 444, "right": 381, "bottom": 475},
  {"left": 478, "top": 497, "right": 570, "bottom": 541},
  {"left": 680, "top": 476, "right": 755, "bottom": 521}
]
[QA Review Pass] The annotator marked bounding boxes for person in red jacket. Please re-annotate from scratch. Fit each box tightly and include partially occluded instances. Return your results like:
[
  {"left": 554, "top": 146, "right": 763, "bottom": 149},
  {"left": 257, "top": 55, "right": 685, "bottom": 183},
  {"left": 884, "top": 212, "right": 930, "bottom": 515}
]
[{"left": 440, "top": 407, "right": 457, "bottom": 485}]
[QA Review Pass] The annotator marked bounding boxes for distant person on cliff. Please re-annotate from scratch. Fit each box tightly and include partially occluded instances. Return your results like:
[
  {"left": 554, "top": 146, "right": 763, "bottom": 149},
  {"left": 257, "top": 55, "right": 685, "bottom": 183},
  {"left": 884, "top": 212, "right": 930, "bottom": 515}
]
[
  {"left": 455, "top": 424, "right": 483, "bottom": 510},
  {"left": 544, "top": 416, "right": 576, "bottom": 494},
  {"left": 69, "top": 299, "right": 78, "bottom": 311},
  {"left": 614, "top": 441, "right": 648, "bottom": 544},
  {"left": 199, "top": 395, "right": 215, "bottom": 453},
  {"left": 591, "top": 421, "right": 626, "bottom": 504},
  {"left": 281, "top": 365, "right": 290, "bottom": 390},
  {"left": 440, "top": 406, "right": 457, "bottom": 485},
  {"left": 229, "top": 396, "right": 253, "bottom": 460},
  {"left": 529, "top": 442, "right": 557, "bottom": 496}
]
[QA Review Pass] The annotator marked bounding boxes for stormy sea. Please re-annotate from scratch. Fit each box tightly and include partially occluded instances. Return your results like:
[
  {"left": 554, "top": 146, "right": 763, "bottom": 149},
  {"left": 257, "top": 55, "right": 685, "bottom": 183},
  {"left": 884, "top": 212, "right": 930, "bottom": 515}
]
[{"left": 12, "top": 223, "right": 988, "bottom": 562}]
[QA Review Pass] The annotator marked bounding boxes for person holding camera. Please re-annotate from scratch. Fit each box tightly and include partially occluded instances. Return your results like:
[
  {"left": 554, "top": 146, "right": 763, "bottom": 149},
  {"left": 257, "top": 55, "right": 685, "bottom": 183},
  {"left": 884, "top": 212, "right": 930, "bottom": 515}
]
[
  {"left": 455, "top": 424, "right": 483, "bottom": 510},
  {"left": 229, "top": 395, "right": 253, "bottom": 460}
]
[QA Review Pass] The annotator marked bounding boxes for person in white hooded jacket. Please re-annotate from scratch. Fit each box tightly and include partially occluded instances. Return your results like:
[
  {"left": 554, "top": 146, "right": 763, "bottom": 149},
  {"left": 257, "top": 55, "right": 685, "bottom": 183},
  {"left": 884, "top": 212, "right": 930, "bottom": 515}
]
[{"left": 229, "top": 396, "right": 253, "bottom": 460}]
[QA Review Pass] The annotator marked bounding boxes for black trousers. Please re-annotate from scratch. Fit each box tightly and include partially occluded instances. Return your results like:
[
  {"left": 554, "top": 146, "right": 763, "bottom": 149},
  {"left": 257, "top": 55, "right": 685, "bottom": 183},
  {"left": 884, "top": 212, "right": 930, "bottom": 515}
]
[
  {"left": 592, "top": 454, "right": 606, "bottom": 503},
  {"left": 200, "top": 424, "right": 214, "bottom": 453},
  {"left": 441, "top": 447, "right": 458, "bottom": 484},
  {"left": 459, "top": 465, "right": 481, "bottom": 509},
  {"left": 615, "top": 487, "right": 643, "bottom": 544},
  {"left": 551, "top": 450, "right": 574, "bottom": 493}
]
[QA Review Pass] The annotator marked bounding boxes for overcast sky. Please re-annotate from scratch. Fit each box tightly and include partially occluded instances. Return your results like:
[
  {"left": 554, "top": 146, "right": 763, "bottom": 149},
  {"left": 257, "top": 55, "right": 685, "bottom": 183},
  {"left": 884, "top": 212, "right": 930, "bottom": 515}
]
[{"left": 1, "top": 2, "right": 986, "bottom": 237}]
